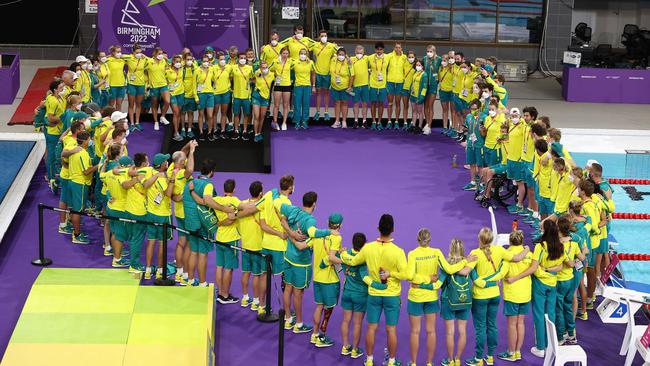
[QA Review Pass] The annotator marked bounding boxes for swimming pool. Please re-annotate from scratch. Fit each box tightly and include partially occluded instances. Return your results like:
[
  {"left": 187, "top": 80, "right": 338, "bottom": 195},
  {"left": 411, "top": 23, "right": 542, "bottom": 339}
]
[
  {"left": 573, "top": 152, "right": 650, "bottom": 284},
  {"left": 0, "top": 134, "right": 45, "bottom": 243}
]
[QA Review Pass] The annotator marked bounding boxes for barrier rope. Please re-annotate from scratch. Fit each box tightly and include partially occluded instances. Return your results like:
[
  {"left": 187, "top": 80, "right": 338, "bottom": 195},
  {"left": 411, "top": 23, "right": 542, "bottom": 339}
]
[
  {"left": 612, "top": 213, "right": 650, "bottom": 220},
  {"left": 608, "top": 178, "right": 650, "bottom": 185},
  {"left": 617, "top": 253, "right": 650, "bottom": 261}
]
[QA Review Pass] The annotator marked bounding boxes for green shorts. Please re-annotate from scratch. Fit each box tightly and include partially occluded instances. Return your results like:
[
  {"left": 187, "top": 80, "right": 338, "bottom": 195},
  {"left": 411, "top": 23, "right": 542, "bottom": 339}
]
[
  {"left": 127, "top": 84, "right": 145, "bottom": 96},
  {"left": 175, "top": 217, "right": 188, "bottom": 238},
  {"left": 538, "top": 197, "right": 554, "bottom": 216},
  {"left": 215, "top": 240, "right": 240, "bottom": 269},
  {"left": 261, "top": 248, "right": 285, "bottom": 275},
  {"left": 407, "top": 299, "right": 440, "bottom": 316},
  {"left": 198, "top": 92, "right": 215, "bottom": 109},
  {"left": 107, "top": 208, "right": 129, "bottom": 242},
  {"left": 483, "top": 147, "right": 499, "bottom": 167},
  {"left": 59, "top": 177, "right": 70, "bottom": 205},
  {"left": 503, "top": 300, "right": 530, "bottom": 316},
  {"left": 330, "top": 88, "right": 350, "bottom": 102},
  {"left": 251, "top": 90, "right": 270, "bottom": 107},
  {"left": 595, "top": 238, "right": 609, "bottom": 254},
  {"left": 439, "top": 90, "right": 453, "bottom": 102},
  {"left": 386, "top": 82, "right": 403, "bottom": 95},
  {"left": 149, "top": 85, "right": 169, "bottom": 98},
  {"left": 466, "top": 145, "right": 484, "bottom": 167},
  {"left": 314, "top": 282, "right": 340, "bottom": 308},
  {"left": 233, "top": 97, "right": 251, "bottom": 115},
  {"left": 182, "top": 97, "right": 197, "bottom": 112},
  {"left": 315, "top": 74, "right": 331, "bottom": 89},
  {"left": 507, "top": 159, "right": 524, "bottom": 181},
  {"left": 283, "top": 261, "right": 312, "bottom": 289},
  {"left": 146, "top": 213, "right": 173, "bottom": 241},
  {"left": 367, "top": 295, "right": 401, "bottom": 326},
  {"left": 214, "top": 91, "right": 232, "bottom": 105},
  {"left": 440, "top": 301, "right": 470, "bottom": 321},
  {"left": 110, "top": 86, "right": 126, "bottom": 100},
  {"left": 490, "top": 163, "right": 507, "bottom": 175},
  {"left": 189, "top": 228, "right": 213, "bottom": 254},
  {"left": 241, "top": 251, "right": 265, "bottom": 275},
  {"left": 67, "top": 181, "right": 88, "bottom": 212},
  {"left": 341, "top": 291, "right": 367, "bottom": 313},
  {"left": 369, "top": 87, "right": 387, "bottom": 103},
  {"left": 353, "top": 85, "right": 369, "bottom": 103}
]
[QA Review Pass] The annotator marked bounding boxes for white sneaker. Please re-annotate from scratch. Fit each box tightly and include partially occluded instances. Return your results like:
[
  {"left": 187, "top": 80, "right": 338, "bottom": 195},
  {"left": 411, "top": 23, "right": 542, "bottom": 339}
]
[
  {"left": 281, "top": 123, "right": 287, "bottom": 131},
  {"left": 342, "top": 121, "right": 347, "bottom": 129},
  {"left": 331, "top": 121, "right": 341, "bottom": 129},
  {"left": 154, "top": 122, "right": 160, "bottom": 131},
  {"left": 160, "top": 116, "right": 170, "bottom": 125},
  {"left": 422, "top": 126, "right": 431, "bottom": 135},
  {"left": 530, "top": 347, "right": 545, "bottom": 358}
]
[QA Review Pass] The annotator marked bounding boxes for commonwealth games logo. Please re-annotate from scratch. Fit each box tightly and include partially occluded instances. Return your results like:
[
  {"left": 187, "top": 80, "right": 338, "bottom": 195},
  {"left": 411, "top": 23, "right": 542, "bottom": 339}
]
[{"left": 116, "top": 0, "right": 160, "bottom": 45}]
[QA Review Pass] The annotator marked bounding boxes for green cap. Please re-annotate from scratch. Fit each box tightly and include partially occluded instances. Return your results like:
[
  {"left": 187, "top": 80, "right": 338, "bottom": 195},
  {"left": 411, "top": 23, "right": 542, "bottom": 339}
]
[
  {"left": 205, "top": 46, "right": 214, "bottom": 52},
  {"left": 153, "top": 153, "right": 170, "bottom": 168},
  {"left": 328, "top": 212, "right": 343, "bottom": 225},
  {"left": 551, "top": 142, "right": 565, "bottom": 157},
  {"left": 118, "top": 156, "right": 133, "bottom": 166},
  {"left": 71, "top": 111, "right": 89, "bottom": 122}
]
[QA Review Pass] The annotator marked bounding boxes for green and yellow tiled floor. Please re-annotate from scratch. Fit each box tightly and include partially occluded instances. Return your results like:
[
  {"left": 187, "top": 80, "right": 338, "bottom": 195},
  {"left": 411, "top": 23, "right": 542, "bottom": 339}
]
[{"left": 1, "top": 268, "right": 215, "bottom": 366}]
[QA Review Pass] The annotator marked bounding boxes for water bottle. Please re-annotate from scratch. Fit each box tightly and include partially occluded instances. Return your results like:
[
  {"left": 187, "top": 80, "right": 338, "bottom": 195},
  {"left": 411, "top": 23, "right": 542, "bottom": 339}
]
[
  {"left": 512, "top": 219, "right": 518, "bottom": 231},
  {"left": 452, "top": 154, "right": 457, "bottom": 168}
]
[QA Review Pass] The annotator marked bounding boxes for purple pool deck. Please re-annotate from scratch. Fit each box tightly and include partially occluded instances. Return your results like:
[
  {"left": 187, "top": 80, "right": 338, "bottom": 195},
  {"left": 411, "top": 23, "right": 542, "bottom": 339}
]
[{"left": 0, "top": 125, "right": 640, "bottom": 365}]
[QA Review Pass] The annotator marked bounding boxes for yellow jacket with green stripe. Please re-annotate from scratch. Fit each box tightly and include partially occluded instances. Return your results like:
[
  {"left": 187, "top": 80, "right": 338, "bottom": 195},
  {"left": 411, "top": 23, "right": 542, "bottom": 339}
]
[{"left": 407, "top": 246, "right": 467, "bottom": 303}]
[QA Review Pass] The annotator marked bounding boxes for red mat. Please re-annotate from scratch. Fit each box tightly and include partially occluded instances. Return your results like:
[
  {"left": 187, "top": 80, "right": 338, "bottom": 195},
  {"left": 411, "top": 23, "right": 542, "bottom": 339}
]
[{"left": 8, "top": 66, "right": 67, "bottom": 125}]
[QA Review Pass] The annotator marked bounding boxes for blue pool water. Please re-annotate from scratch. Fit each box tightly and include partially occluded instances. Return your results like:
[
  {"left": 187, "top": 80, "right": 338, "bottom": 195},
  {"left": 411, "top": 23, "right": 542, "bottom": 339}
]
[
  {"left": 572, "top": 152, "right": 650, "bottom": 284},
  {"left": 0, "top": 141, "right": 35, "bottom": 203}
]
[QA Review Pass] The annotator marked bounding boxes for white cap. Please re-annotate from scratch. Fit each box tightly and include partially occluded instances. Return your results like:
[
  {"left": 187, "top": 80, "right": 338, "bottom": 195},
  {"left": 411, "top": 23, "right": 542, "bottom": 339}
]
[
  {"left": 75, "top": 55, "right": 88, "bottom": 63},
  {"left": 510, "top": 107, "right": 520, "bottom": 115},
  {"left": 586, "top": 159, "right": 599, "bottom": 167},
  {"left": 110, "top": 111, "right": 128, "bottom": 123}
]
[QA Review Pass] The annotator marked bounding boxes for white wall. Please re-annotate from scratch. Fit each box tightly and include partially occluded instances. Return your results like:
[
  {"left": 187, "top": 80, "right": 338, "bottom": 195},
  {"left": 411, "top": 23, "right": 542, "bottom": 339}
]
[{"left": 571, "top": 0, "right": 650, "bottom": 47}]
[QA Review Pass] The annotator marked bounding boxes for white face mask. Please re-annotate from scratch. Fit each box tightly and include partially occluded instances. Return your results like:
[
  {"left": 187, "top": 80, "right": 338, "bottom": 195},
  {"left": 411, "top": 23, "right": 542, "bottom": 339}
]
[
  {"left": 295, "top": 33, "right": 303, "bottom": 40},
  {"left": 219, "top": 59, "right": 226, "bottom": 66},
  {"left": 202, "top": 61, "right": 209, "bottom": 68},
  {"left": 156, "top": 54, "right": 164, "bottom": 60},
  {"left": 100, "top": 56, "right": 107, "bottom": 63},
  {"left": 511, "top": 116, "right": 520, "bottom": 124},
  {"left": 185, "top": 60, "right": 193, "bottom": 66},
  {"left": 115, "top": 52, "right": 122, "bottom": 58},
  {"left": 174, "top": 62, "right": 182, "bottom": 69},
  {"left": 407, "top": 57, "right": 415, "bottom": 63},
  {"left": 488, "top": 110, "right": 497, "bottom": 117},
  {"left": 321, "top": 36, "right": 328, "bottom": 43},
  {"left": 427, "top": 52, "right": 434, "bottom": 58},
  {"left": 239, "top": 58, "right": 247, "bottom": 65},
  {"left": 135, "top": 53, "right": 143, "bottom": 59},
  {"left": 356, "top": 53, "right": 363, "bottom": 59},
  {"left": 299, "top": 54, "right": 307, "bottom": 61},
  {"left": 482, "top": 92, "right": 491, "bottom": 100},
  {"left": 461, "top": 68, "right": 469, "bottom": 74},
  {"left": 125, "top": 129, "right": 130, "bottom": 137},
  {"left": 271, "top": 40, "right": 278, "bottom": 46},
  {"left": 448, "top": 58, "right": 455, "bottom": 64},
  {"left": 58, "top": 89, "right": 66, "bottom": 97},
  {"left": 121, "top": 138, "right": 127, "bottom": 145},
  {"left": 75, "top": 71, "right": 81, "bottom": 77},
  {"left": 337, "top": 55, "right": 345, "bottom": 61},
  {"left": 416, "top": 65, "right": 423, "bottom": 72},
  {"left": 207, "top": 53, "right": 213, "bottom": 59},
  {"left": 441, "top": 61, "right": 448, "bottom": 67}
]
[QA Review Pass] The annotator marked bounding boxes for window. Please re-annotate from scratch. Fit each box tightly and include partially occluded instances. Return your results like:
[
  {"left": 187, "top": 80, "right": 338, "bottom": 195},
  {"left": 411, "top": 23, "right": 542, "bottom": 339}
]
[
  {"left": 406, "top": 0, "right": 451, "bottom": 41},
  {"left": 268, "top": 0, "right": 544, "bottom": 44},
  {"left": 313, "top": 0, "right": 359, "bottom": 39},
  {"left": 269, "top": 0, "right": 308, "bottom": 39},
  {"left": 451, "top": 0, "right": 497, "bottom": 42},
  {"left": 497, "top": 0, "right": 544, "bottom": 43}
]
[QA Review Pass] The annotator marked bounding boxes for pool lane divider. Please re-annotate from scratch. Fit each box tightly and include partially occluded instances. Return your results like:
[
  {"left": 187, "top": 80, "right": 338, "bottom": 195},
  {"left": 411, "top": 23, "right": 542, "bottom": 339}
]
[
  {"left": 609, "top": 178, "right": 650, "bottom": 185},
  {"left": 612, "top": 213, "right": 650, "bottom": 220}
]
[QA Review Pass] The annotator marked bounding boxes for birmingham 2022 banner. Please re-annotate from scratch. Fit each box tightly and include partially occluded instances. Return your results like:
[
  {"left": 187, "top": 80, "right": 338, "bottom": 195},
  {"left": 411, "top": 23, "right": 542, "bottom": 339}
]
[{"left": 98, "top": 0, "right": 250, "bottom": 55}]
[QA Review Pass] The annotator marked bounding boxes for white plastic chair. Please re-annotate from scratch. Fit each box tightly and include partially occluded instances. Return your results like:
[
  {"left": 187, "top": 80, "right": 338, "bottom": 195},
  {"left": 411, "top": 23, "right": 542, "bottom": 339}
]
[
  {"left": 543, "top": 314, "right": 588, "bottom": 366},
  {"left": 623, "top": 298, "right": 647, "bottom": 366},
  {"left": 488, "top": 207, "right": 510, "bottom": 246}
]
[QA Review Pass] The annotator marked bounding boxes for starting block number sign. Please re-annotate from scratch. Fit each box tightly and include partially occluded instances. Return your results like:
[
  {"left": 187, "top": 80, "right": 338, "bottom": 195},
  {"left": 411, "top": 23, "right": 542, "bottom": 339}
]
[
  {"left": 598, "top": 300, "right": 629, "bottom": 322},
  {"left": 600, "top": 253, "right": 620, "bottom": 284}
]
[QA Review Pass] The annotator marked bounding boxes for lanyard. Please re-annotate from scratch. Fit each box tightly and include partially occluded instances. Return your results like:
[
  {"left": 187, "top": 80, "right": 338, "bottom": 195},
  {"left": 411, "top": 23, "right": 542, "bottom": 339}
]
[
  {"left": 130, "top": 58, "right": 141, "bottom": 73},
  {"left": 260, "top": 72, "right": 270, "bottom": 91},
  {"left": 215, "top": 66, "right": 225, "bottom": 82},
  {"left": 173, "top": 68, "right": 180, "bottom": 82},
  {"left": 374, "top": 56, "right": 383, "bottom": 73},
  {"left": 468, "top": 113, "right": 479, "bottom": 133},
  {"left": 404, "top": 66, "right": 414, "bottom": 81},
  {"left": 269, "top": 44, "right": 280, "bottom": 56},
  {"left": 237, "top": 66, "right": 249, "bottom": 89},
  {"left": 316, "top": 43, "right": 328, "bottom": 58},
  {"left": 439, "top": 69, "right": 449, "bottom": 83},
  {"left": 200, "top": 67, "right": 210, "bottom": 85},
  {"left": 335, "top": 60, "right": 346, "bottom": 76},
  {"left": 280, "top": 59, "right": 288, "bottom": 76},
  {"left": 508, "top": 122, "right": 521, "bottom": 134}
]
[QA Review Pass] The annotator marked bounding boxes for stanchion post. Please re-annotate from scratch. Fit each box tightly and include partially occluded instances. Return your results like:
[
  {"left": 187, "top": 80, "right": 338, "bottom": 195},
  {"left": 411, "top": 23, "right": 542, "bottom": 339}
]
[
  {"left": 31, "top": 203, "right": 52, "bottom": 266},
  {"left": 154, "top": 222, "right": 175, "bottom": 286},
  {"left": 277, "top": 308, "right": 285, "bottom": 366},
  {"left": 257, "top": 254, "right": 279, "bottom": 323}
]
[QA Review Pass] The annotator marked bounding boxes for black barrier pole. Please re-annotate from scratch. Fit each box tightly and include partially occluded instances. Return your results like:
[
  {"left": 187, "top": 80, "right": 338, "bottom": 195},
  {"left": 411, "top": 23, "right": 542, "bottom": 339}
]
[
  {"left": 257, "top": 254, "right": 279, "bottom": 323},
  {"left": 154, "top": 222, "right": 175, "bottom": 286},
  {"left": 31, "top": 203, "right": 52, "bottom": 266},
  {"left": 277, "top": 308, "right": 285, "bottom": 366}
]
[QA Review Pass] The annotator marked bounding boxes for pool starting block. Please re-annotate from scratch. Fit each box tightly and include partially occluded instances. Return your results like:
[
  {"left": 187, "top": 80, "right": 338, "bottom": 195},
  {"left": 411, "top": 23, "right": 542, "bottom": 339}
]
[{"left": 597, "top": 254, "right": 650, "bottom": 324}]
